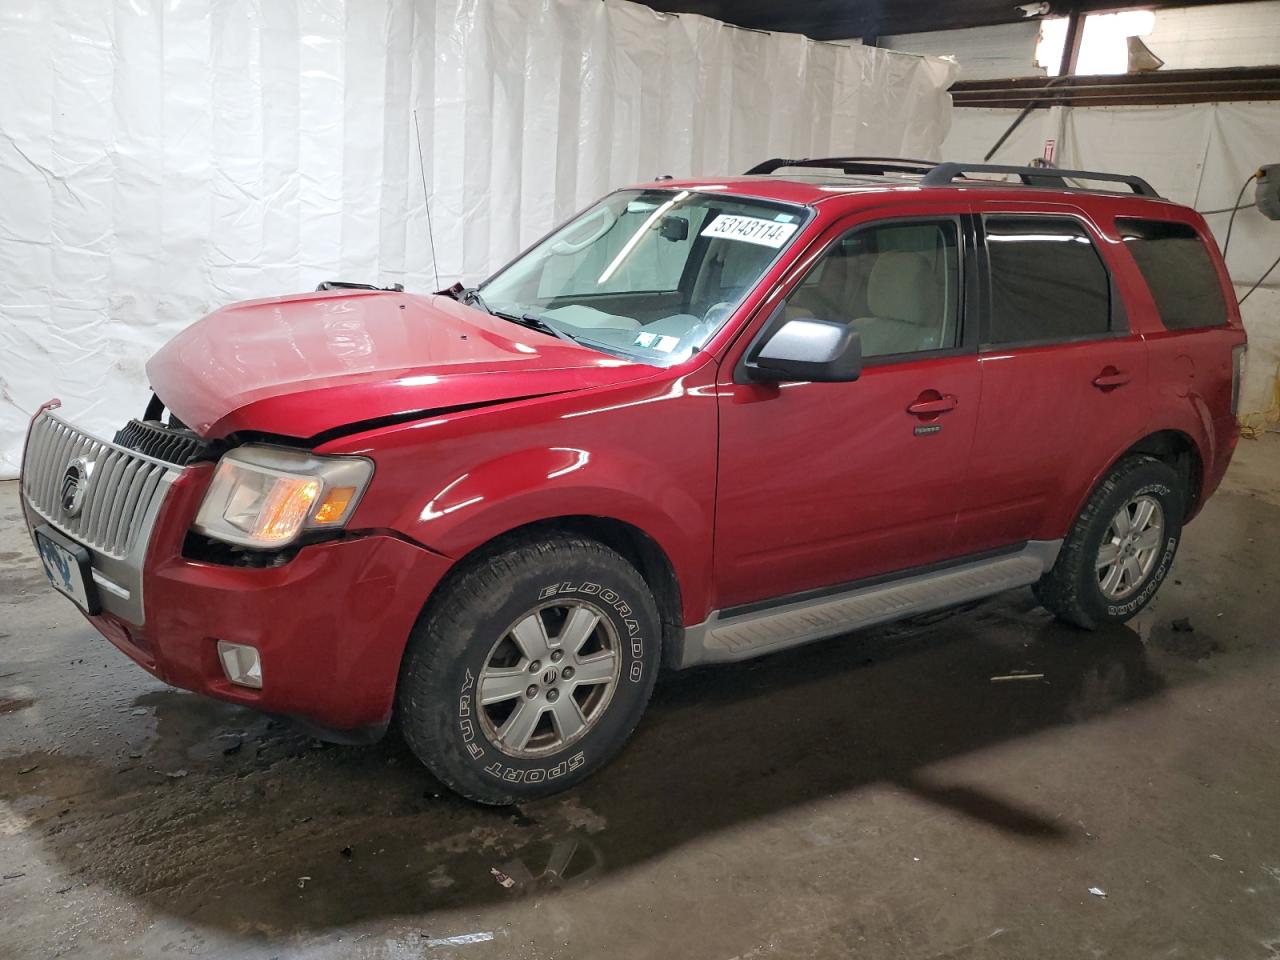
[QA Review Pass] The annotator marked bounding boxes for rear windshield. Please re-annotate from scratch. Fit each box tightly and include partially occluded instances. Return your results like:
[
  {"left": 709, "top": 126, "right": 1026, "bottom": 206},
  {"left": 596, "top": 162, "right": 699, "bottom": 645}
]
[{"left": 1117, "top": 218, "right": 1228, "bottom": 330}]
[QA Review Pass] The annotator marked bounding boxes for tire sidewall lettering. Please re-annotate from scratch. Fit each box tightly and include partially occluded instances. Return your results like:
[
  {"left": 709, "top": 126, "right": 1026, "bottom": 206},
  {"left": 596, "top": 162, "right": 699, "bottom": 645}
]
[
  {"left": 481, "top": 751, "right": 585, "bottom": 784},
  {"left": 456, "top": 579, "right": 647, "bottom": 782},
  {"left": 536, "top": 581, "right": 644, "bottom": 685},
  {"left": 1105, "top": 533, "right": 1177, "bottom": 617},
  {"left": 1098, "top": 480, "right": 1180, "bottom": 618}
]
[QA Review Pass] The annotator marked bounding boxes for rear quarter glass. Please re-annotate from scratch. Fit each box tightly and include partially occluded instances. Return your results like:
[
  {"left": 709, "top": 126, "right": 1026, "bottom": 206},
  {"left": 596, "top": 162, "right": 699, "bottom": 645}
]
[{"left": 1116, "top": 218, "right": 1229, "bottom": 331}]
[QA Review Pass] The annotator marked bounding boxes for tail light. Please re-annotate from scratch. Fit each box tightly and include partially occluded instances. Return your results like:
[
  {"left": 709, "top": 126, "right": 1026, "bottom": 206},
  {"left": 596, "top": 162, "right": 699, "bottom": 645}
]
[{"left": 1232, "top": 343, "right": 1248, "bottom": 416}]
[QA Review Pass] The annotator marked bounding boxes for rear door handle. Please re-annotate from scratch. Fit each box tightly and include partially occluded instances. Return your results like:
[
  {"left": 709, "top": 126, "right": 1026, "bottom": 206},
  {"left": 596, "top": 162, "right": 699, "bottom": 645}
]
[
  {"left": 1092, "top": 368, "right": 1132, "bottom": 390},
  {"left": 907, "top": 394, "right": 959, "bottom": 416}
]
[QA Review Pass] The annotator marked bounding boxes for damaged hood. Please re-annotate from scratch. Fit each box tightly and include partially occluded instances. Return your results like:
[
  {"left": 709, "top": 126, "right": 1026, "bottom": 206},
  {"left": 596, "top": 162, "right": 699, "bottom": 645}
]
[{"left": 147, "top": 290, "right": 648, "bottom": 440}]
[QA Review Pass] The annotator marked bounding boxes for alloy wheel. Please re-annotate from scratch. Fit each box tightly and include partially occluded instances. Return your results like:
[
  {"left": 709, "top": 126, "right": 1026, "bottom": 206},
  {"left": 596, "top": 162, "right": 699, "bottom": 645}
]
[
  {"left": 476, "top": 600, "right": 621, "bottom": 757},
  {"left": 1096, "top": 494, "right": 1165, "bottom": 601}
]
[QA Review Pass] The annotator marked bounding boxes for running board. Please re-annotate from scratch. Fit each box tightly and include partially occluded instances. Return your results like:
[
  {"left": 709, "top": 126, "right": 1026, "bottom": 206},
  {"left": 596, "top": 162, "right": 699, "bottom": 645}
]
[{"left": 678, "top": 540, "right": 1062, "bottom": 667}]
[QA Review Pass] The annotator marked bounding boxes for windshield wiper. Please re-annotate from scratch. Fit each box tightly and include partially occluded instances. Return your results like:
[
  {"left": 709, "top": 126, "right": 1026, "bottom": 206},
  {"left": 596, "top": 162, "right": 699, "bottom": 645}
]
[
  {"left": 494, "top": 310, "right": 580, "bottom": 344},
  {"left": 462, "top": 287, "right": 580, "bottom": 345}
]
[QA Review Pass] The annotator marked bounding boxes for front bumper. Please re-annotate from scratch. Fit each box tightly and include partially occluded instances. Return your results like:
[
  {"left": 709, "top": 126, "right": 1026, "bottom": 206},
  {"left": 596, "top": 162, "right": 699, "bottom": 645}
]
[{"left": 21, "top": 410, "right": 452, "bottom": 732}]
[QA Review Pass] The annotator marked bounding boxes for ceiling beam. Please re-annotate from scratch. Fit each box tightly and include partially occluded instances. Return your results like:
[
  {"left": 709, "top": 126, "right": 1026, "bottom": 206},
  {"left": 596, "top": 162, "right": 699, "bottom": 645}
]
[
  {"left": 650, "top": 0, "right": 1268, "bottom": 41},
  {"left": 951, "top": 66, "right": 1280, "bottom": 107},
  {"left": 1057, "top": 6, "right": 1084, "bottom": 76}
]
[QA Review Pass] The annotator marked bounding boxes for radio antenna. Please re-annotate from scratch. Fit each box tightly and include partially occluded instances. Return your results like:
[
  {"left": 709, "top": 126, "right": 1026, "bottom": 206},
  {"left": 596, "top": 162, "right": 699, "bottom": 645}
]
[{"left": 412, "top": 109, "right": 441, "bottom": 291}]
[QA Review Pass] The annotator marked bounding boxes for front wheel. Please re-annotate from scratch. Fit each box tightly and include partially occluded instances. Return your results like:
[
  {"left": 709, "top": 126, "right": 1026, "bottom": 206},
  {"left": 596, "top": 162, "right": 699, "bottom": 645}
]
[
  {"left": 396, "top": 534, "right": 661, "bottom": 804},
  {"left": 1035, "top": 456, "right": 1185, "bottom": 629}
]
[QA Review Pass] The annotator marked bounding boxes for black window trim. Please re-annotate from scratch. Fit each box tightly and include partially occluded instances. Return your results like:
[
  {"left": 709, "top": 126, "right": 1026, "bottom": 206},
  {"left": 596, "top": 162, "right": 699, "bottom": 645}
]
[
  {"left": 734, "top": 212, "right": 977, "bottom": 382},
  {"left": 976, "top": 212, "right": 1128, "bottom": 353}
]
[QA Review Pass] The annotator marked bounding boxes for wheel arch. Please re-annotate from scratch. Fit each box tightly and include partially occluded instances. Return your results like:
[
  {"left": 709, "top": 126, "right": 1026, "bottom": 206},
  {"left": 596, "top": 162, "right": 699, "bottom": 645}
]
[
  {"left": 415, "top": 515, "right": 686, "bottom": 671},
  {"left": 1061, "top": 428, "right": 1205, "bottom": 533},
  {"left": 1122, "top": 429, "right": 1204, "bottom": 519}
]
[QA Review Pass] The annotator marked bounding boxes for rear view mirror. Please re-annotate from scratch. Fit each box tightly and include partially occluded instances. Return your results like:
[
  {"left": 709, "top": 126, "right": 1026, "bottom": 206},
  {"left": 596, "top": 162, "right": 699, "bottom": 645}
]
[
  {"left": 658, "top": 216, "right": 689, "bottom": 242},
  {"left": 746, "top": 318, "right": 861, "bottom": 383}
]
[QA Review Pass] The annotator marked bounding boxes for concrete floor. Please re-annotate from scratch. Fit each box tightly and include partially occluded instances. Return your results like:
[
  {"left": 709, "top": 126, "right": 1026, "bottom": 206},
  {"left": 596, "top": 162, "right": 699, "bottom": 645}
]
[{"left": 1, "top": 438, "right": 1279, "bottom": 960}]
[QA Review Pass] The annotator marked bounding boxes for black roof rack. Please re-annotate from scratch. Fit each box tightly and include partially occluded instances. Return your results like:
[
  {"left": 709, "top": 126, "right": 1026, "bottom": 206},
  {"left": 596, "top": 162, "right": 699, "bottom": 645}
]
[
  {"left": 920, "top": 162, "right": 1160, "bottom": 198},
  {"left": 744, "top": 156, "right": 1161, "bottom": 199},
  {"left": 744, "top": 156, "right": 939, "bottom": 177}
]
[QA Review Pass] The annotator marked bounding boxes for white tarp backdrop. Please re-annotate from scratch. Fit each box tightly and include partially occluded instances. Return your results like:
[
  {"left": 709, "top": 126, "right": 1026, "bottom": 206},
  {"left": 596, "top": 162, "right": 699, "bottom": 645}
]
[
  {"left": 0, "top": 0, "right": 955, "bottom": 477},
  {"left": 942, "top": 102, "right": 1280, "bottom": 415}
]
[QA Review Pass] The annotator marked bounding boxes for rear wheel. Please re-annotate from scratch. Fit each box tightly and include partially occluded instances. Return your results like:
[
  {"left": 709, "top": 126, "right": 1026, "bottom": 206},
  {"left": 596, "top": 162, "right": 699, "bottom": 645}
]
[
  {"left": 396, "top": 534, "right": 661, "bottom": 804},
  {"left": 1035, "top": 456, "right": 1184, "bottom": 629}
]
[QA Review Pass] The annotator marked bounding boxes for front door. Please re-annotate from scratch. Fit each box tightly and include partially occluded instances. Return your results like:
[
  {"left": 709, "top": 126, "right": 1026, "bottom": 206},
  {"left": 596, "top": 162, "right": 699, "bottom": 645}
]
[{"left": 713, "top": 211, "right": 982, "bottom": 611}]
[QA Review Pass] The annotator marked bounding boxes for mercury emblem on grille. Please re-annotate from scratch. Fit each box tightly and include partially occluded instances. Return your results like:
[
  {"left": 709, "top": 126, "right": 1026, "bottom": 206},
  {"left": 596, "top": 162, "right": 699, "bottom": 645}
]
[{"left": 60, "top": 457, "right": 94, "bottom": 518}]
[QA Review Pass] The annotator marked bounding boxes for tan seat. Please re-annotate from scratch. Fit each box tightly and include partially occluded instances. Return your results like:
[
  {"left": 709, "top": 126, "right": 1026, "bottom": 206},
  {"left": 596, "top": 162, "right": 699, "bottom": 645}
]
[
  {"left": 854, "top": 252, "right": 944, "bottom": 356},
  {"left": 786, "top": 248, "right": 864, "bottom": 324}
]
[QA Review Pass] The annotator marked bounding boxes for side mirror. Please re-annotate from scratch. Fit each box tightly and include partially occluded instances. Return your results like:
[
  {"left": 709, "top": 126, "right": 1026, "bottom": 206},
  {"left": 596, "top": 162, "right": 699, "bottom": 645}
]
[{"left": 746, "top": 318, "right": 862, "bottom": 383}]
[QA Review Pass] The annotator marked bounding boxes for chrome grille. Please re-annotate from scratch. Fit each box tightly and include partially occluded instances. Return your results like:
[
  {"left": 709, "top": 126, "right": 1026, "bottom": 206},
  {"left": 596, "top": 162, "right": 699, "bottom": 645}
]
[{"left": 22, "top": 412, "right": 174, "bottom": 560}]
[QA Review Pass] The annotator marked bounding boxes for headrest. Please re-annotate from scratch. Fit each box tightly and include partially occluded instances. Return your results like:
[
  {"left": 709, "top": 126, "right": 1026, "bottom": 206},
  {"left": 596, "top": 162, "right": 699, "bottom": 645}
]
[{"left": 867, "top": 252, "right": 940, "bottom": 327}]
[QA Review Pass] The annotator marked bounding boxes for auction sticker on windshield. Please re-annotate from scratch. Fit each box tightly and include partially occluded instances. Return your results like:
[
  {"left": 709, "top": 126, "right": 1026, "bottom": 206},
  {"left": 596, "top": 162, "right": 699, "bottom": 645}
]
[{"left": 701, "top": 214, "right": 798, "bottom": 248}]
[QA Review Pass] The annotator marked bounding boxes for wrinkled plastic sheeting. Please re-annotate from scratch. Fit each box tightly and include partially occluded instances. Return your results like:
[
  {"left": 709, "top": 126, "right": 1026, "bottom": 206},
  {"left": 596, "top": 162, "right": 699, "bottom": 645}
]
[
  {"left": 944, "top": 101, "right": 1280, "bottom": 284},
  {"left": 1061, "top": 103, "right": 1280, "bottom": 283},
  {"left": 943, "top": 100, "right": 1280, "bottom": 412},
  {"left": 0, "top": 0, "right": 955, "bottom": 477}
]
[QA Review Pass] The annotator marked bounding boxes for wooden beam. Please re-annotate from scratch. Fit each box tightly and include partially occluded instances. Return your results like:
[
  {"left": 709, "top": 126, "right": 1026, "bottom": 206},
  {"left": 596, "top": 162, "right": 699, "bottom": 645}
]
[
  {"left": 951, "top": 66, "right": 1280, "bottom": 108},
  {"left": 1058, "top": 7, "right": 1084, "bottom": 77}
]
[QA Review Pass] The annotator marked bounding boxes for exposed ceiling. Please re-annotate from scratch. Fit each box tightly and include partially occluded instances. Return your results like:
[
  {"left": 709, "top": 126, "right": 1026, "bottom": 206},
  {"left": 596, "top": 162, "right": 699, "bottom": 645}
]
[{"left": 650, "top": 0, "right": 1254, "bottom": 41}]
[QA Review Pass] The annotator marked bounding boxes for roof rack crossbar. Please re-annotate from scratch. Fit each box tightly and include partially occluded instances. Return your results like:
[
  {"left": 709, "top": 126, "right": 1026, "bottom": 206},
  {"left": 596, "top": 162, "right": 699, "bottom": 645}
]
[
  {"left": 744, "top": 157, "right": 1161, "bottom": 199},
  {"left": 744, "top": 156, "right": 939, "bottom": 177},
  {"left": 920, "top": 162, "right": 1160, "bottom": 198}
]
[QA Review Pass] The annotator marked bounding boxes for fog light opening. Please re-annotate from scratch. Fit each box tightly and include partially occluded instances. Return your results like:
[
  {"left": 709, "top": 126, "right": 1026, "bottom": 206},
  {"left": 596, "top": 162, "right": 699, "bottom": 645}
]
[{"left": 217, "top": 641, "right": 263, "bottom": 689}]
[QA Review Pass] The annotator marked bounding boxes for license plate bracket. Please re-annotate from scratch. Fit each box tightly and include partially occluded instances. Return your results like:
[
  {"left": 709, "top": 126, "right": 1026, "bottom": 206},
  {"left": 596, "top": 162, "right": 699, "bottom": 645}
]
[{"left": 34, "top": 525, "right": 101, "bottom": 615}]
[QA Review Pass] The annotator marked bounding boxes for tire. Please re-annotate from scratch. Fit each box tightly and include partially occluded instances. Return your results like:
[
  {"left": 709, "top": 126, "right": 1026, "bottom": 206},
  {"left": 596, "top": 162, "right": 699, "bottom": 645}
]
[
  {"left": 1035, "top": 456, "right": 1185, "bottom": 630},
  {"left": 396, "top": 533, "right": 661, "bottom": 805}
]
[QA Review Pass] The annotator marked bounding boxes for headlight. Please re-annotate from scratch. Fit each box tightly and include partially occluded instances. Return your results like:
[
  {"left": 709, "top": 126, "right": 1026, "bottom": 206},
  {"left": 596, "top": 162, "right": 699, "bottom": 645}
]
[{"left": 193, "top": 446, "right": 374, "bottom": 549}]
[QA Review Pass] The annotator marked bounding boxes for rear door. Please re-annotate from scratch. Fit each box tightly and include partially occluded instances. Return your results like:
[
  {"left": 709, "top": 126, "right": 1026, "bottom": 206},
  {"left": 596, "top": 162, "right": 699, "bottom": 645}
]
[
  {"left": 713, "top": 206, "right": 983, "bottom": 611},
  {"left": 954, "top": 207, "right": 1150, "bottom": 555}
]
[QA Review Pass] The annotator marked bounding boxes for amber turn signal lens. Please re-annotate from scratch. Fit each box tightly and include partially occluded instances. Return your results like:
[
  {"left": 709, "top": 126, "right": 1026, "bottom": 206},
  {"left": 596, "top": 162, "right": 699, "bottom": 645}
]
[
  {"left": 194, "top": 447, "right": 373, "bottom": 549},
  {"left": 313, "top": 486, "right": 356, "bottom": 525}
]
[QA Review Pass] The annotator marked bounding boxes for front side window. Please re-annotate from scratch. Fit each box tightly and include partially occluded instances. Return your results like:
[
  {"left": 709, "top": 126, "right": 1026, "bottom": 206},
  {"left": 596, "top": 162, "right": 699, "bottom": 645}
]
[
  {"left": 479, "top": 190, "right": 808, "bottom": 365},
  {"left": 782, "top": 220, "right": 960, "bottom": 359},
  {"left": 984, "top": 216, "right": 1111, "bottom": 345},
  {"left": 1117, "top": 218, "right": 1228, "bottom": 331}
]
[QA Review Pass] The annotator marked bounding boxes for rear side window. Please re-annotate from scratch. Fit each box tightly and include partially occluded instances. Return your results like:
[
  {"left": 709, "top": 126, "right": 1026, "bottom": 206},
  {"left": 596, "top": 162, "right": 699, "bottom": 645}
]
[
  {"left": 983, "top": 216, "right": 1111, "bottom": 345},
  {"left": 1117, "top": 218, "right": 1228, "bottom": 330}
]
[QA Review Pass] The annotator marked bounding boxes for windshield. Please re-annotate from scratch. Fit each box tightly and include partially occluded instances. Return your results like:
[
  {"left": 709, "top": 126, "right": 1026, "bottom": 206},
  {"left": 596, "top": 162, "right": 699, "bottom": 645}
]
[{"left": 478, "top": 189, "right": 809, "bottom": 365}]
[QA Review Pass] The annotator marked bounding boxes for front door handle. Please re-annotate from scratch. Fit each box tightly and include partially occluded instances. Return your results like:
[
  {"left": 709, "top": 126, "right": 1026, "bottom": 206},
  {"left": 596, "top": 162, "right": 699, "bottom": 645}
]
[
  {"left": 907, "top": 394, "right": 959, "bottom": 416},
  {"left": 1092, "top": 367, "right": 1132, "bottom": 390}
]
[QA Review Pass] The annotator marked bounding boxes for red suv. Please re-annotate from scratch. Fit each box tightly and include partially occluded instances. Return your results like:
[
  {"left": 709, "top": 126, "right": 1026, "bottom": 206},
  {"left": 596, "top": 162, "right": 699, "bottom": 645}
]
[{"left": 22, "top": 158, "right": 1246, "bottom": 804}]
